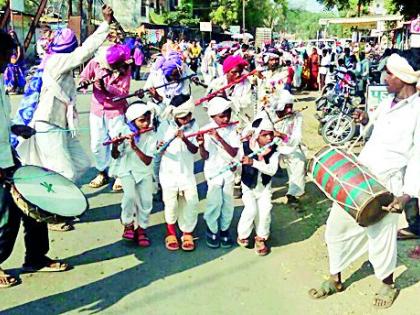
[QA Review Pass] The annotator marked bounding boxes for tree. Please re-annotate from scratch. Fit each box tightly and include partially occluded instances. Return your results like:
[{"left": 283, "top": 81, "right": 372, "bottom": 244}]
[
  {"left": 385, "top": 0, "right": 420, "bottom": 19},
  {"left": 209, "top": 0, "right": 240, "bottom": 30},
  {"left": 163, "top": 0, "right": 200, "bottom": 26},
  {"left": 317, "top": 0, "right": 373, "bottom": 17}
]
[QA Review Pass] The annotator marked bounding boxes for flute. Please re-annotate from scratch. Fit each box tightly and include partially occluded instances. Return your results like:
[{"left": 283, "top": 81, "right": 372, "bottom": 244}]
[
  {"left": 112, "top": 74, "right": 203, "bottom": 102},
  {"left": 185, "top": 121, "right": 239, "bottom": 138},
  {"left": 155, "top": 119, "right": 195, "bottom": 155},
  {"left": 77, "top": 72, "right": 113, "bottom": 91},
  {"left": 274, "top": 106, "right": 308, "bottom": 123},
  {"left": 103, "top": 127, "right": 153, "bottom": 146},
  {"left": 195, "top": 69, "right": 261, "bottom": 106},
  {"left": 209, "top": 137, "right": 282, "bottom": 180}
]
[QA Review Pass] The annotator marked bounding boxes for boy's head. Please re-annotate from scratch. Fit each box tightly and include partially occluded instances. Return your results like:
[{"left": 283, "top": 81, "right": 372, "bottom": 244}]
[
  {"left": 223, "top": 55, "right": 248, "bottom": 82},
  {"left": 275, "top": 90, "right": 294, "bottom": 118},
  {"left": 252, "top": 118, "right": 274, "bottom": 146},
  {"left": 126, "top": 103, "right": 152, "bottom": 129},
  {"left": 106, "top": 44, "right": 132, "bottom": 73},
  {"left": 170, "top": 95, "right": 195, "bottom": 126},
  {"left": 50, "top": 28, "right": 79, "bottom": 53},
  {"left": 207, "top": 97, "right": 232, "bottom": 126},
  {"left": 0, "top": 30, "right": 16, "bottom": 71}
]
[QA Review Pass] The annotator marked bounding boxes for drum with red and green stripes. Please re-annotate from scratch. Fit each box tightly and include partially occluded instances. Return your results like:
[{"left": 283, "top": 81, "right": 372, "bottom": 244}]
[{"left": 308, "top": 146, "right": 393, "bottom": 227}]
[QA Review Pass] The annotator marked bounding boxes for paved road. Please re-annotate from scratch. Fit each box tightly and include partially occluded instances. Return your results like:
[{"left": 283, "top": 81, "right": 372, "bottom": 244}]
[{"left": 1, "top": 80, "right": 418, "bottom": 315}]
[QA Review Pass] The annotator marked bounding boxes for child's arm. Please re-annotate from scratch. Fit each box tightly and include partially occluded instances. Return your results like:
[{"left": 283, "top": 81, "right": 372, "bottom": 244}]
[
  {"left": 242, "top": 151, "right": 280, "bottom": 177},
  {"left": 197, "top": 134, "right": 209, "bottom": 160},
  {"left": 128, "top": 137, "right": 152, "bottom": 165},
  {"left": 178, "top": 130, "right": 198, "bottom": 154},
  {"left": 209, "top": 129, "right": 238, "bottom": 158},
  {"left": 111, "top": 143, "right": 120, "bottom": 159}
]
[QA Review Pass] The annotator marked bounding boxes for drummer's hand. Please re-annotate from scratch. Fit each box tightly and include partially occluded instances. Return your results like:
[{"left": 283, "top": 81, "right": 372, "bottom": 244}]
[
  {"left": 11, "top": 125, "right": 36, "bottom": 139},
  {"left": 383, "top": 194, "right": 411, "bottom": 213},
  {"left": 352, "top": 109, "right": 369, "bottom": 125},
  {"left": 241, "top": 156, "right": 253, "bottom": 166}
]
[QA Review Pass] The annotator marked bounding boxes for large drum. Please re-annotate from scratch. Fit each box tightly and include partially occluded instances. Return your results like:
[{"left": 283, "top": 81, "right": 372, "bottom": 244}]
[
  {"left": 11, "top": 166, "right": 88, "bottom": 223},
  {"left": 307, "top": 146, "right": 393, "bottom": 227}
]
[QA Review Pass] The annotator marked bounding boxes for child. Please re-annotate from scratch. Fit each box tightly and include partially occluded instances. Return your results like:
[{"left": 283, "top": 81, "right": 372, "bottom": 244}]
[
  {"left": 274, "top": 90, "right": 306, "bottom": 205},
  {"left": 157, "top": 97, "right": 199, "bottom": 251},
  {"left": 237, "top": 118, "right": 280, "bottom": 256},
  {"left": 284, "top": 59, "right": 295, "bottom": 93},
  {"left": 79, "top": 44, "right": 132, "bottom": 190},
  {"left": 197, "top": 97, "right": 240, "bottom": 248},
  {"left": 109, "top": 103, "right": 156, "bottom": 247}
]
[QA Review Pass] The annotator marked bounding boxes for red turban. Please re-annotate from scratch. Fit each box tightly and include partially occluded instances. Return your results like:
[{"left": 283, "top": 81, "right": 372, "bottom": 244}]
[{"left": 222, "top": 55, "right": 249, "bottom": 74}]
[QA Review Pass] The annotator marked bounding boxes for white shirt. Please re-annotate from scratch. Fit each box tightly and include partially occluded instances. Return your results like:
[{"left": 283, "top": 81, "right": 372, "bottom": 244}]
[
  {"left": 0, "top": 75, "right": 14, "bottom": 169},
  {"left": 358, "top": 92, "right": 420, "bottom": 196},
  {"left": 33, "top": 22, "right": 110, "bottom": 128},
  {"left": 257, "top": 68, "right": 288, "bottom": 104},
  {"left": 109, "top": 125, "right": 157, "bottom": 183},
  {"left": 158, "top": 119, "right": 199, "bottom": 190},
  {"left": 319, "top": 54, "right": 331, "bottom": 75},
  {"left": 202, "top": 121, "right": 240, "bottom": 183}
]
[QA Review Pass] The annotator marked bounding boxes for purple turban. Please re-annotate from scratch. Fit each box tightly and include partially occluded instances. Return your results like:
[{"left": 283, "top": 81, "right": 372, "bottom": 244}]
[
  {"left": 51, "top": 28, "right": 78, "bottom": 53},
  {"left": 161, "top": 52, "right": 183, "bottom": 76},
  {"left": 106, "top": 44, "right": 131, "bottom": 65}
]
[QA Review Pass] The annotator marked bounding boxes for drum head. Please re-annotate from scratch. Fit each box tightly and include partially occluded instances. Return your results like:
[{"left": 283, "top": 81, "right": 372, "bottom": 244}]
[
  {"left": 357, "top": 191, "right": 394, "bottom": 227},
  {"left": 13, "top": 166, "right": 88, "bottom": 217}
]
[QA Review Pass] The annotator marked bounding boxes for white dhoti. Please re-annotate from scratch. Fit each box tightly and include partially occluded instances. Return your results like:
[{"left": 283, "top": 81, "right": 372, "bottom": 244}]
[
  {"left": 89, "top": 113, "right": 126, "bottom": 172},
  {"left": 120, "top": 175, "right": 153, "bottom": 229},
  {"left": 281, "top": 147, "right": 306, "bottom": 197},
  {"left": 238, "top": 185, "right": 273, "bottom": 239},
  {"left": 204, "top": 178, "right": 235, "bottom": 234},
  {"left": 17, "top": 121, "right": 91, "bottom": 182},
  {"left": 162, "top": 185, "right": 199, "bottom": 233}
]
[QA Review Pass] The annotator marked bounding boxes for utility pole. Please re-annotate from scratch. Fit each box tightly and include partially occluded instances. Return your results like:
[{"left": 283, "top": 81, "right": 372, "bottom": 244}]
[{"left": 242, "top": 0, "right": 245, "bottom": 33}]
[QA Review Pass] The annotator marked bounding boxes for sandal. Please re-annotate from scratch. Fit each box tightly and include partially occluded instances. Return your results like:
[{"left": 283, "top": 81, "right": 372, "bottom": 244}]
[
  {"left": 0, "top": 269, "right": 18, "bottom": 288},
  {"left": 23, "top": 257, "right": 70, "bottom": 273},
  {"left": 409, "top": 245, "right": 420, "bottom": 259},
  {"left": 308, "top": 278, "right": 344, "bottom": 299},
  {"left": 122, "top": 224, "right": 136, "bottom": 241},
  {"left": 254, "top": 236, "right": 270, "bottom": 256},
  {"left": 137, "top": 229, "right": 151, "bottom": 247},
  {"left": 165, "top": 234, "right": 179, "bottom": 251},
  {"left": 112, "top": 178, "right": 123, "bottom": 192},
  {"left": 89, "top": 173, "right": 109, "bottom": 188},
  {"left": 397, "top": 228, "right": 419, "bottom": 240},
  {"left": 181, "top": 233, "right": 195, "bottom": 251},
  {"left": 373, "top": 284, "right": 399, "bottom": 309},
  {"left": 237, "top": 237, "right": 249, "bottom": 248},
  {"left": 48, "top": 222, "right": 74, "bottom": 232}
]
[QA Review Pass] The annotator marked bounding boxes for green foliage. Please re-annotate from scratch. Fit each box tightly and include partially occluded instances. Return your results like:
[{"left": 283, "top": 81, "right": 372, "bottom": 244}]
[
  {"left": 385, "top": 0, "right": 420, "bottom": 19},
  {"left": 163, "top": 0, "right": 200, "bottom": 27},
  {"left": 209, "top": 0, "right": 239, "bottom": 30}
]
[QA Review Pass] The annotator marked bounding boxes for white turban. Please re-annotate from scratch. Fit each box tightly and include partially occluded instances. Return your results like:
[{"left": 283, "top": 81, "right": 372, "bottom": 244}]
[
  {"left": 275, "top": 90, "right": 294, "bottom": 111},
  {"left": 386, "top": 53, "right": 420, "bottom": 85},
  {"left": 126, "top": 102, "right": 153, "bottom": 122},
  {"left": 207, "top": 97, "right": 232, "bottom": 116},
  {"left": 162, "top": 98, "right": 195, "bottom": 119}
]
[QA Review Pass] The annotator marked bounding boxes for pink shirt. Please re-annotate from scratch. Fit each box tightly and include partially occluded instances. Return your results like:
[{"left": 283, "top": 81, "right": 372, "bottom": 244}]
[{"left": 80, "top": 59, "right": 131, "bottom": 119}]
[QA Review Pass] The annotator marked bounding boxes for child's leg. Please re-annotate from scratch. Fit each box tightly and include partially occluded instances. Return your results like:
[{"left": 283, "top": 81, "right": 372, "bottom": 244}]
[
  {"left": 89, "top": 113, "right": 109, "bottom": 173},
  {"left": 254, "top": 189, "right": 273, "bottom": 239},
  {"left": 203, "top": 182, "right": 223, "bottom": 234},
  {"left": 284, "top": 149, "right": 306, "bottom": 197},
  {"left": 219, "top": 180, "right": 235, "bottom": 232},
  {"left": 120, "top": 176, "right": 139, "bottom": 225},
  {"left": 178, "top": 186, "right": 199, "bottom": 233},
  {"left": 237, "top": 188, "right": 258, "bottom": 240},
  {"left": 162, "top": 187, "right": 179, "bottom": 230},
  {"left": 136, "top": 176, "right": 154, "bottom": 229}
]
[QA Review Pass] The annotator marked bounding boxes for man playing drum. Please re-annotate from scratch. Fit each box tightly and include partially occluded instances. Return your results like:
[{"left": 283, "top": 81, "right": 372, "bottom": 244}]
[
  {"left": 0, "top": 31, "right": 69, "bottom": 288},
  {"left": 309, "top": 50, "right": 420, "bottom": 309}
]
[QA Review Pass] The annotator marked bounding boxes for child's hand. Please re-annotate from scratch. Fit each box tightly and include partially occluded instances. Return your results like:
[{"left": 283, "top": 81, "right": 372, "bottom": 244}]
[
  {"left": 208, "top": 129, "right": 221, "bottom": 140},
  {"left": 196, "top": 133, "right": 204, "bottom": 145},
  {"left": 111, "top": 133, "right": 124, "bottom": 145},
  {"left": 128, "top": 135, "right": 137, "bottom": 150},
  {"left": 157, "top": 140, "right": 164, "bottom": 150},
  {"left": 176, "top": 129, "right": 185, "bottom": 139},
  {"left": 274, "top": 131, "right": 288, "bottom": 141},
  {"left": 241, "top": 156, "right": 253, "bottom": 166}
]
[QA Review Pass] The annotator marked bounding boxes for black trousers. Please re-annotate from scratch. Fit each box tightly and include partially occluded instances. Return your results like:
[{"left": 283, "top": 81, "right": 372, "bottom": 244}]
[
  {"left": 405, "top": 198, "right": 420, "bottom": 235},
  {"left": 132, "top": 65, "right": 141, "bottom": 81},
  {"left": 0, "top": 180, "right": 49, "bottom": 266}
]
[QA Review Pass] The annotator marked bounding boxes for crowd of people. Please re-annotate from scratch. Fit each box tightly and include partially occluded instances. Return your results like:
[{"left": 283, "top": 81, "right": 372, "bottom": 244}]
[{"left": 0, "top": 5, "right": 419, "bottom": 310}]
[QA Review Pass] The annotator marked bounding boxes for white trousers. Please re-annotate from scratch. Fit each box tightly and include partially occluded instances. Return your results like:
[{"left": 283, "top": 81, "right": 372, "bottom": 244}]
[
  {"left": 120, "top": 175, "right": 153, "bottom": 229},
  {"left": 325, "top": 203, "right": 398, "bottom": 280},
  {"left": 89, "top": 113, "right": 126, "bottom": 172},
  {"left": 202, "top": 66, "right": 216, "bottom": 85},
  {"left": 237, "top": 185, "right": 273, "bottom": 239},
  {"left": 204, "top": 179, "right": 235, "bottom": 234},
  {"left": 281, "top": 148, "right": 306, "bottom": 197},
  {"left": 18, "top": 121, "right": 91, "bottom": 182},
  {"left": 162, "top": 186, "right": 199, "bottom": 233}
]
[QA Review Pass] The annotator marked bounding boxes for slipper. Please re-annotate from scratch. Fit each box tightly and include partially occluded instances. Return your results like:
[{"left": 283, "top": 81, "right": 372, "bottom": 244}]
[
  {"left": 181, "top": 234, "right": 195, "bottom": 251},
  {"left": 254, "top": 237, "right": 270, "bottom": 256},
  {"left": 237, "top": 237, "right": 249, "bottom": 248},
  {"left": 112, "top": 178, "right": 123, "bottom": 192},
  {"left": 122, "top": 224, "right": 136, "bottom": 241},
  {"left": 48, "top": 222, "right": 74, "bottom": 232},
  {"left": 0, "top": 270, "right": 18, "bottom": 288},
  {"left": 308, "top": 278, "right": 344, "bottom": 299},
  {"left": 373, "top": 284, "right": 399, "bottom": 309},
  {"left": 89, "top": 173, "right": 109, "bottom": 188},
  {"left": 137, "top": 229, "right": 151, "bottom": 247},
  {"left": 165, "top": 234, "right": 179, "bottom": 251},
  {"left": 397, "top": 228, "right": 419, "bottom": 240},
  {"left": 23, "top": 259, "right": 70, "bottom": 273}
]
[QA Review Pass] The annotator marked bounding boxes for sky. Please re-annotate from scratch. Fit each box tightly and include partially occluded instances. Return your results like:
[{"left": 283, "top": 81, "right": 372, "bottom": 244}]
[{"left": 287, "top": 0, "right": 328, "bottom": 13}]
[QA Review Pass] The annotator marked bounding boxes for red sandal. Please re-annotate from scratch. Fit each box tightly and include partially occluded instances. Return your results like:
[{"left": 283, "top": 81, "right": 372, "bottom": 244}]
[
  {"left": 122, "top": 223, "right": 136, "bottom": 241},
  {"left": 137, "top": 228, "right": 151, "bottom": 247}
]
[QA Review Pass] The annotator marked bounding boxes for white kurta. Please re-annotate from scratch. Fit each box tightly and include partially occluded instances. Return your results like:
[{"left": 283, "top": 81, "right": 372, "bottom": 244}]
[
  {"left": 0, "top": 75, "right": 14, "bottom": 169},
  {"left": 202, "top": 121, "right": 240, "bottom": 233},
  {"left": 326, "top": 92, "right": 420, "bottom": 280}
]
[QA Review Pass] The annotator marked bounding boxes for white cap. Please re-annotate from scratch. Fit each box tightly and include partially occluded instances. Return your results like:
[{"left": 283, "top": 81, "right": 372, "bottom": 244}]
[
  {"left": 207, "top": 97, "right": 232, "bottom": 116},
  {"left": 126, "top": 103, "right": 152, "bottom": 122},
  {"left": 275, "top": 90, "right": 294, "bottom": 111}
]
